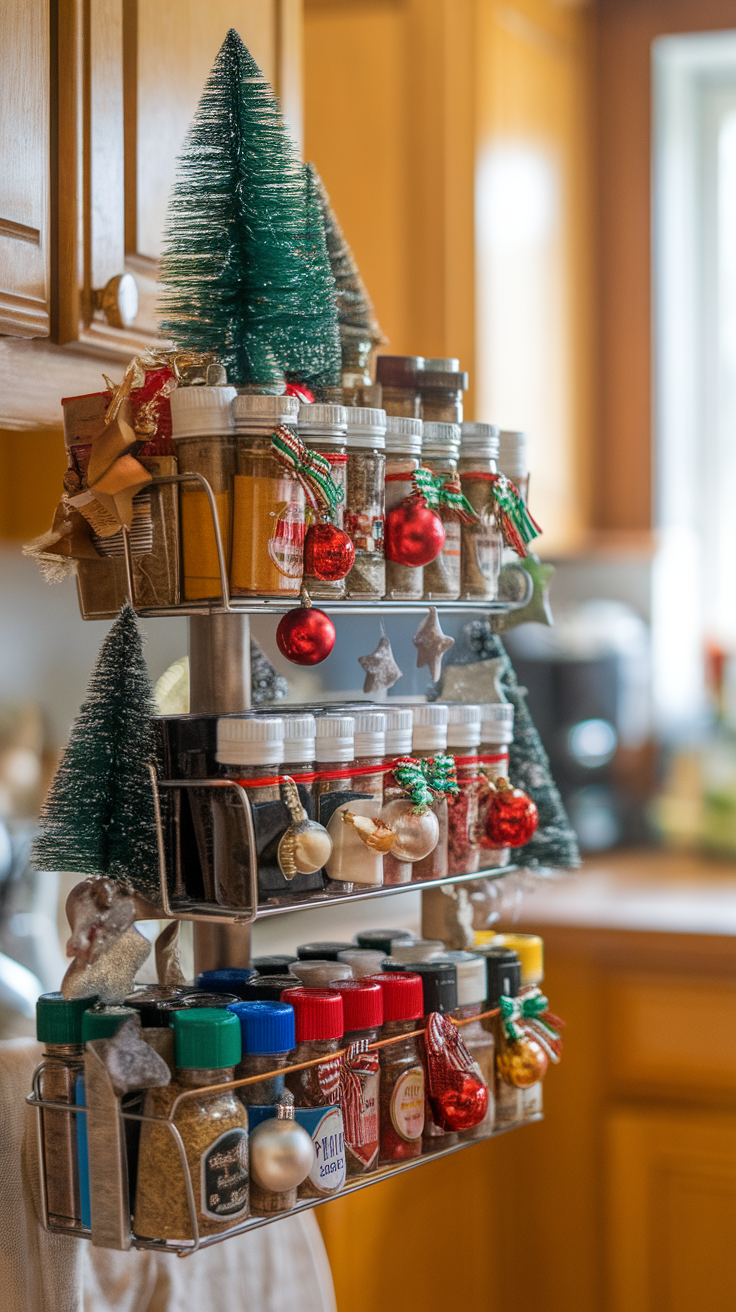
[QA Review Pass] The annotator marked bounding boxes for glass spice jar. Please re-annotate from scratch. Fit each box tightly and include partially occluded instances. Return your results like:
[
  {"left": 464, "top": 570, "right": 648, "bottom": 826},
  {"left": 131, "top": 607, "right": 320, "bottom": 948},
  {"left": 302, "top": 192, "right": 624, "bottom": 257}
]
[
  {"left": 230, "top": 393, "right": 305, "bottom": 596},
  {"left": 343, "top": 407, "right": 387, "bottom": 598},
  {"left": 476, "top": 946, "right": 522, "bottom": 1130},
  {"left": 384, "top": 416, "right": 424, "bottom": 600},
  {"left": 124, "top": 985, "right": 190, "bottom": 1070},
  {"left": 170, "top": 385, "right": 237, "bottom": 601},
  {"left": 418, "top": 359, "right": 468, "bottom": 424},
  {"left": 230, "top": 1000, "right": 297, "bottom": 1215},
  {"left": 446, "top": 704, "right": 483, "bottom": 876},
  {"left": 281, "top": 988, "right": 346, "bottom": 1199},
  {"left": 478, "top": 703, "right": 515, "bottom": 869},
  {"left": 382, "top": 707, "right": 416, "bottom": 885},
  {"left": 210, "top": 715, "right": 284, "bottom": 908},
  {"left": 368, "top": 971, "right": 425, "bottom": 1164},
  {"left": 35, "top": 992, "right": 92, "bottom": 1226},
  {"left": 493, "top": 934, "right": 546, "bottom": 1123},
  {"left": 325, "top": 710, "right": 387, "bottom": 888},
  {"left": 498, "top": 430, "right": 529, "bottom": 505},
  {"left": 446, "top": 952, "right": 495, "bottom": 1139},
  {"left": 375, "top": 355, "right": 424, "bottom": 418},
  {"left": 410, "top": 704, "right": 450, "bottom": 882},
  {"left": 421, "top": 423, "right": 462, "bottom": 600},
  {"left": 297, "top": 403, "right": 349, "bottom": 601},
  {"left": 134, "top": 1009, "right": 249, "bottom": 1241},
  {"left": 458, "top": 422, "right": 503, "bottom": 601},
  {"left": 328, "top": 979, "right": 383, "bottom": 1176},
  {"left": 381, "top": 960, "right": 459, "bottom": 1151},
  {"left": 312, "top": 715, "right": 355, "bottom": 887}
]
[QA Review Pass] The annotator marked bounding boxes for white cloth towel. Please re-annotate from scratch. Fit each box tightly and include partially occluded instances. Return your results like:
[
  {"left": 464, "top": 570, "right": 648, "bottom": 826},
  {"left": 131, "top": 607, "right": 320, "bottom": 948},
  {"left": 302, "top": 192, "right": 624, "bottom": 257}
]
[{"left": 0, "top": 1039, "right": 335, "bottom": 1312}]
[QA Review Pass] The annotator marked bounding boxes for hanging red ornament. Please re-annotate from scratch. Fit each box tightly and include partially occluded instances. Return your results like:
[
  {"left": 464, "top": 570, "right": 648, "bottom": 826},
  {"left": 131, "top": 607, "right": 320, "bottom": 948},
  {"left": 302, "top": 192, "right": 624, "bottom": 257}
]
[
  {"left": 276, "top": 598, "right": 336, "bottom": 665},
  {"left": 384, "top": 501, "right": 445, "bottom": 568},
  {"left": 304, "top": 522, "right": 355, "bottom": 581},
  {"left": 424, "top": 1013, "right": 489, "bottom": 1132},
  {"left": 484, "top": 778, "right": 539, "bottom": 847}
]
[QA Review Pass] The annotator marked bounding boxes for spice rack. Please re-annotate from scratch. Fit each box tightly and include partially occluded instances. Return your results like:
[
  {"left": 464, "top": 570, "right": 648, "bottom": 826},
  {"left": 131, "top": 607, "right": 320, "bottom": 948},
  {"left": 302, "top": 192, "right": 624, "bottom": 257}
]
[{"left": 28, "top": 1008, "right": 540, "bottom": 1257}]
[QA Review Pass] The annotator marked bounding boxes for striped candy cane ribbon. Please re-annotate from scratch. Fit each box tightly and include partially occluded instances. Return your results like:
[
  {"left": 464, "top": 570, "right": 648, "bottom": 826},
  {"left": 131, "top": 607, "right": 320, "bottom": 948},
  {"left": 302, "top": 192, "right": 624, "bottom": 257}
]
[
  {"left": 499, "top": 989, "right": 564, "bottom": 1062},
  {"left": 270, "top": 426, "right": 343, "bottom": 514}
]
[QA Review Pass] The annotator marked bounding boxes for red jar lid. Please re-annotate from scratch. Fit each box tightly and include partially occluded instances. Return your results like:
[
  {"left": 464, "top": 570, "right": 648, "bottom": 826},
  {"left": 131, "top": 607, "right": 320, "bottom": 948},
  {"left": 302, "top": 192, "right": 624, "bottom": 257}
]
[
  {"left": 366, "top": 972, "right": 424, "bottom": 1022},
  {"left": 329, "top": 979, "right": 383, "bottom": 1032},
  {"left": 280, "top": 987, "right": 344, "bottom": 1041}
]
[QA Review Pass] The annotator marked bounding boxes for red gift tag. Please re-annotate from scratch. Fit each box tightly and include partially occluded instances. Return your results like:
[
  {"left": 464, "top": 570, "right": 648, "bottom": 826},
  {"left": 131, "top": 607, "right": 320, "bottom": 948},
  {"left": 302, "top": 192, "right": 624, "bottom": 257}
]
[{"left": 424, "top": 1013, "right": 489, "bottom": 1132}]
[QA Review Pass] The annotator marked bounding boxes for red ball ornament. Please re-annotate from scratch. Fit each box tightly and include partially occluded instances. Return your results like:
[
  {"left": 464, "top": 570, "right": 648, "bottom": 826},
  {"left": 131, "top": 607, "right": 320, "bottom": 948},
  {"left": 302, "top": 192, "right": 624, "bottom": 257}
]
[
  {"left": 384, "top": 501, "right": 445, "bottom": 568},
  {"left": 276, "top": 605, "right": 335, "bottom": 665},
  {"left": 485, "top": 779, "right": 539, "bottom": 847},
  {"left": 304, "top": 523, "right": 355, "bottom": 581},
  {"left": 430, "top": 1072, "right": 489, "bottom": 1132}
]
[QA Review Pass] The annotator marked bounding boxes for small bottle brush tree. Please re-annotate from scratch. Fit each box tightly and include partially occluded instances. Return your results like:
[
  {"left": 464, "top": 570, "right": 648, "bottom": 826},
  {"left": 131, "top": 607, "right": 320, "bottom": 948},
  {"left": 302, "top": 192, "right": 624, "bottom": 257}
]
[
  {"left": 159, "top": 28, "right": 341, "bottom": 393},
  {"left": 32, "top": 604, "right": 161, "bottom": 900}
]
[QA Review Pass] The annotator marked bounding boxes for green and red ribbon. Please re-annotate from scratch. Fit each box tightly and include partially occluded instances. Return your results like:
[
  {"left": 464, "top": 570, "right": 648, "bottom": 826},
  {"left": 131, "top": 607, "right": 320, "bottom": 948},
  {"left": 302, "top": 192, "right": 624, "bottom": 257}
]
[
  {"left": 460, "top": 471, "right": 541, "bottom": 557},
  {"left": 270, "top": 425, "right": 343, "bottom": 514},
  {"left": 421, "top": 754, "right": 460, "bottom": 798},
  {"left": 499, "top": 988, "right": 563, "bottom": 1061},
  {"left": 391, "top": 757, "right": 436, "bottom": 812}
]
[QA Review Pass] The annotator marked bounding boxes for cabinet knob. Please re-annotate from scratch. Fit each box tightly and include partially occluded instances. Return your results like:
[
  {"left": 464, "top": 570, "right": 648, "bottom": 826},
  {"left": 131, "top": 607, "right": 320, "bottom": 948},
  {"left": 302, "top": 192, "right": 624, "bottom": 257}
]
[{"left": 95, "top": 273, "right": 139, "bottom": 329}]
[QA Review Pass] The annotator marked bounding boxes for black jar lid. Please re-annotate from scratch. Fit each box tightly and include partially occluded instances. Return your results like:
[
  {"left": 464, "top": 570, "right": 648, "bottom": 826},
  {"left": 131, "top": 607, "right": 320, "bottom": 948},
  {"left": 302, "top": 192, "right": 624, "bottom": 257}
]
[
  {"left": 124, "top": 985, "right": 191, "bottom": 1029},
  {"left": 476, "top": 948, "right": 522, "bottom": 1008},
  {"left": 252, "top": 954, "right": 299, "bottom": 975},
  {"left": 144, "top": 991, "right": 241, "bottom": 1026},
  {"left": 354, "top": 928, "right": 415, "bottom": 956},
  {"left": 241, "top": 974, "right": 300, "bottom": 1002},
  {"left": 381, "top": 960, "right": 457, "bottom": 1015},
  {"left": 297, "top": 941, "right": 354, "bottom": 961}
]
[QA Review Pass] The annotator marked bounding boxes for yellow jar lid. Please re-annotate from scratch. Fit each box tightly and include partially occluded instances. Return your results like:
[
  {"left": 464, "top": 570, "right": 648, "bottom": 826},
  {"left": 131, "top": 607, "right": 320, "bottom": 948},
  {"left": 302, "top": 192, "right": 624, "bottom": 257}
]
[
  {"left": 474, "top": 931, "right": 498, "bottom": 948},
  {"left": 492, "top": 933, "right": 544, "bottom": 986}
]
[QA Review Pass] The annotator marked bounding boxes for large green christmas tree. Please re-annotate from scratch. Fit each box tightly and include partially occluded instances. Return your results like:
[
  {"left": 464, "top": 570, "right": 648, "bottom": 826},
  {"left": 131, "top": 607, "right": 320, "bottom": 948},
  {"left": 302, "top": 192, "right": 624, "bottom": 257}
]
[
  {"left": 32, "top": 604, "right": 161, "bottom": 899},
  {"left": 159, "top": 28, "right": 341, "bottom": 391}
]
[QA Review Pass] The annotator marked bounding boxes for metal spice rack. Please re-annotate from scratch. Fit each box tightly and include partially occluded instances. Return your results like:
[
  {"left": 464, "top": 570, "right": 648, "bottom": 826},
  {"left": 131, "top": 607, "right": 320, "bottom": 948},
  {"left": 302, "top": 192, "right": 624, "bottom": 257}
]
[{"left": 27, "top": 1009, "right": 541, "bottom": 1257}]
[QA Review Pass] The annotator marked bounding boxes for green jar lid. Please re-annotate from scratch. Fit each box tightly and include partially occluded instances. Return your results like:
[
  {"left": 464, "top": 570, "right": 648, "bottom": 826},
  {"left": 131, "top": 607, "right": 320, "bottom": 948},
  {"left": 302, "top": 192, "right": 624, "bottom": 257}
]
[
  {"left": 36, "top": 993, "right": 98, "bottom": 1045},
  {"left": 172, "top": 1007, "right": 241, "bottom": 1069},
  {"left": 81, "top": 1005, "right": 138, "bottom": 1042}
]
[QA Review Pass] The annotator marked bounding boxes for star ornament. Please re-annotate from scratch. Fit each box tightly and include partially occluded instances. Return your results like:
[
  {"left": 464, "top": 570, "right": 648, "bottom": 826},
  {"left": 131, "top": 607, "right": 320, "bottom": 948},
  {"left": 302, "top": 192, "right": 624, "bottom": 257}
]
[
  {"left": 358, "top": 633, "right": 403, "bottom": 693},
  {"left": 413, "top": 607, "right": 455, "bottom": 682}
]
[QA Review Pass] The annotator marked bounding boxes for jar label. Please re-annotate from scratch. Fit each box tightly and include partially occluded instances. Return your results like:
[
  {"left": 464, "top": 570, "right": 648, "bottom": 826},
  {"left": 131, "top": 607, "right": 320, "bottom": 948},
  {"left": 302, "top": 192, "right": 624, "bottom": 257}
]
[
  {"left": 267, "top": 501, "right": 306, "bottom": 579},
  {"left": 200, "top": 1127, "right": 249, "bottom": 1221},
  {"left": 473, "top": 528, "right": 502, "bottom": 581},
  {"left": 441, "top": 521, "right": 461, "bottom": 558},
  {"left": 390, "top": 1066, "right": 425, "bottom": 1141},
  {"left": 344, "top": 511, "right": 384, "bottom": 553},
  {"left": 305, "top": 1106, "right": 346, "bottom": 1192}
]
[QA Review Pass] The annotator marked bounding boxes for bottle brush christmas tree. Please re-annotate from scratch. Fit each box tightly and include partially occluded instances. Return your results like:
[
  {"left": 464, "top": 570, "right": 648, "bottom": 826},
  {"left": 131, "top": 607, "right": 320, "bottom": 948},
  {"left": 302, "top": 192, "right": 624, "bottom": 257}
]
[
  {"left": 32, "top": 604, "right": 161, "bottom": 900},
  {"left": 159, "top": 28, "right": 341, "bottom": 393}
]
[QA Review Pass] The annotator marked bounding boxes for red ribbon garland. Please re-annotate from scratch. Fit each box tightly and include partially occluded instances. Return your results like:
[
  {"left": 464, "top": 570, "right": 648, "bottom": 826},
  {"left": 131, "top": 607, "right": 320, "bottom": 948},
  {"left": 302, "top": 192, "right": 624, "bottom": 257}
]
[{"left": 229, "top": 753, "right": 508, "bottom": 791}]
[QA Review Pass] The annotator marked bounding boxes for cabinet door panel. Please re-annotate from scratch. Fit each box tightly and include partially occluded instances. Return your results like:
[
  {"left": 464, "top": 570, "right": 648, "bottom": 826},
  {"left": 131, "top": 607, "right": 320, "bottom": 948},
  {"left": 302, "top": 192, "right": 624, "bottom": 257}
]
[
  {"left": 607, "top": 1107, "right": 736, "bottom": 1312},
  {"left": 0, "top": 0, "right": 50, "bottom": 337}
]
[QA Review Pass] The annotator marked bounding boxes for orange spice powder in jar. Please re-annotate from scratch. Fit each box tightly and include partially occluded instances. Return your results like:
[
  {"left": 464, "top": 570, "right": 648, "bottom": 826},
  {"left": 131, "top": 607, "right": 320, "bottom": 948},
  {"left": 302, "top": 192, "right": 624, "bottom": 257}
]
[
  {"left": 170, "top": 385, "right": 237, "bottom": 602},
  {"left": 231, "top": 393, "right": 305, "bottom": 597}
]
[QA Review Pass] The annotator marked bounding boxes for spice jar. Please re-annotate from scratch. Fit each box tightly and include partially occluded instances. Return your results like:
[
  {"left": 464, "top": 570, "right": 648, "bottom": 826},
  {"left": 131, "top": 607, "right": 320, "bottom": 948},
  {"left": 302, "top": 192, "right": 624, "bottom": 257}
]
[
  {"left": 384, "top": 416, "right": 424, "bottom": 600},
  {"left": 382, "top": 708, "right": 416, "bottom": 885},
  {"left": 282, "top": 709, "right": 319, "bottom": 827},
  {"left": 242, "top": 975, "right": 300, "bottom": 1003},
  {"left": 446, "top": 704, "right": 483, "bottom": 876},
  {"left": 329, "top": 980, "right": 383, "bottom": 1176},
  {"left": 211, "top": 716, "right": 282, "bottom": 907},
  {"left": 297, "top": 403, "right": 349, "bottom": 600},
  {"left": 125, "top": 985, "right": 189, "bottom": 1070},
  {"left": 381, "top": 960, "right": 459, "bottom": 1150},
  {"left": 375, "top": 355, "right": 424, "bottom": 418},
  {"left": 312, "top": 715, "right": 355, "bottom": 886},
  {"left": 281, "top": 988, "right": 346, "bottom": 1199},
  {"left": 354, "top": 928, "right": 415, "bottom": 956},
  {"left": 325, "top": 710, "right": 387, "bottom": 887},
  {"left": 343, "top": 407, "right": 386, "bottom": 598},
  {"left": 368, "top": 972, "right": 425, "bottom": 1163},
  {"left": 291, "top": 961, "right": 354, "bottom": 986},
  {"left": 170, "top": 385, "right": 236, "bottom": 601},
  {"left": 252, "top": 955, "right": 298, "bottom": 975},
  {"left": 458, "top": 422, "right": 503, "bottom": 600},
  {"left": 195, "top": 969, "right": 256, "bottom": 1000},
  {"left": 229, "top": 1001, "right": 296, "bottom": 1216},
  {"left": 421, "top": 423, "right": 462, "bottom": 600},
  {"left": 418, "top": 359, "right": 468, "bottom": 424},
  {"left": 446, "top": 952, "right": 495, "bottom": 1138},
  {"left": 35, "top": 992, "right": 93, "bottom": 1225},
  {"left": 476, "top": 946, "right": 522, "bottom": 1130},
  {"left": 231, "top": 393, "right": 305, "bottom": 596},
  {"left": 498, "top": 430, "right": 529, "bottom": 505},
  {"left": 410, "top": 704, "right": 449, "bottom": 881},
  {"left": 337, "top": 948, "right": 386, "bottom": 977},
  {"left": 478, "top": 703, "right": 515, "bottom": 869},
  {"left": 77, "top": 1005, "right": 139, "bottom": 1229},
  {"left": 63, "top": 385, "right": 181, "bottom": 616},
  {"left": 134, "top": 1009, "right": 249, "bottom": 1241},
  {"left": 493, "top": 934, "right": 545, "bottom": 1122}
]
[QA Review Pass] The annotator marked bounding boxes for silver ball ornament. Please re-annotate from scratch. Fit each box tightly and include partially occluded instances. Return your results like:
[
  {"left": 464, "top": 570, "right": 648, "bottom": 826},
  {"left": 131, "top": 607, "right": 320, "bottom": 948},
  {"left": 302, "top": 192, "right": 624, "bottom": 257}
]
[
  {"left": 379, "top": 799, "right": 440, "bottom": 861},
  {"left": 249, "top": 1116, "right": 315, "bottom": 1192}
]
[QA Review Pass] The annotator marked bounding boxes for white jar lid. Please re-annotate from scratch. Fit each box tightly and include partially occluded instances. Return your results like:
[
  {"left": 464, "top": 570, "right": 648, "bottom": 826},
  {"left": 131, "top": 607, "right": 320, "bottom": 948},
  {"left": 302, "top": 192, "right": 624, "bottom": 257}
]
[
  {"left": 385, "top": 416, "right": 422, "bottom": 456},
  {"left": 479, "top": 702, "right": 514, "bottom": 745},
  {"left": 314, "top": 714, "right": 355, "bottom": 763},
  {"left": 384, "top": 706, "right": 414, "bottom": 756},
  {"left": 423, "top": 358, "right": 460, "bottom": 372},
  {"left": 391, "top": 939, "right": 446, "bottom": 963},
  {"left": 412, "top": 702, "right": 448, "bottom": 752},
  {"left": 337, "top": 948, "right": 386, "bottom": 977},
  {"left": 460, "top": 422, "right": 500, "bottom": 459},
  {"left": 281, "top": 713, "right": 317, "bottom": 764},
  {"left": 352, "top": 709, "right": 387, "bottom": 758},
  {"left": 498, "top": 430, "right": 527, "bottom": 480},
  {"left": 216, "top": 715, "right": 284, "bottom": 766},
  {"left": 232, "top": 393, "right": 300, "bottom": 431},
  {"left": 422, "top": 422, "right": 461, "bottom": 457},
  {"left": 344, "top": 407, "right": 387, "bottom": 449},
  {"left": 446, "top": 703, "right": 482, "bottom": 749},
  {"left": 170, "top": 386, "right": 237, "bottom": 439},
  {"left": 443, "top": 952, "right": 487, "bottom": 1006},
  {"left": 297, "top": 402, "right": 348, "bottom": 445}
]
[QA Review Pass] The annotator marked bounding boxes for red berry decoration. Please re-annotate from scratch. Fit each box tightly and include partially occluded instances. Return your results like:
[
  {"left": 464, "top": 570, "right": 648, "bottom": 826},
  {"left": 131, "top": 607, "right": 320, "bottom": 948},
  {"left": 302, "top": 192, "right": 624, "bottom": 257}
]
[
  {"left": 485, "top": 778, "right": 539, "bottom": 848},
  {"left": 384, "top": 501, "right": 445, "bottom": 568},
  {"left": 276, "top": 604, "right": 335, "bottom": 665},
  {"left": 303, "top": 522, "right": 355, "bottom": 581}
]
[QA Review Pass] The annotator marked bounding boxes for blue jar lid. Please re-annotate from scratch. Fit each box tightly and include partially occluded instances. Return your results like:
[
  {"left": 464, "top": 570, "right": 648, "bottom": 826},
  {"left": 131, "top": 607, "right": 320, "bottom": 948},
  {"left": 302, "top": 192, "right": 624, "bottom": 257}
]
[
  {"left": 195, "top": 968, "right": 256, "bottom": 1000},
  {"left": 228, "top": 1000, "right": 295, "bottom": 1055}
]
